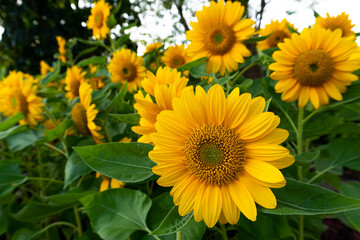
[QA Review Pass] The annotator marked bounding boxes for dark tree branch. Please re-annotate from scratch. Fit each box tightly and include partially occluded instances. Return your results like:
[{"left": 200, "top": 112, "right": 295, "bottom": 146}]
[
  {"left": 174, "top": 0, "right": 190, "bottom": 32},
  {"left": 256, "top": 0, "right": 269, "bottom": 31}
]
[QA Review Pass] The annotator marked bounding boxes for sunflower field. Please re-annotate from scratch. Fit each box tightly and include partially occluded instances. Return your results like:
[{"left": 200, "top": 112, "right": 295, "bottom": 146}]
[{"left": 1, "top": 0, "right": 360, "bottom": 239}]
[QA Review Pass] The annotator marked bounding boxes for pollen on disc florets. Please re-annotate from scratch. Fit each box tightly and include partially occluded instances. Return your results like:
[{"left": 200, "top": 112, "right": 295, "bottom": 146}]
[
  {"left": 185, "top": 125, "right": 246, "bottom": 185},
  {"left": 204, "top": 23, "right": 236, "bottom": 55},
  {"left": 294, "top": 49, "right": 334, "bottom": 86}
]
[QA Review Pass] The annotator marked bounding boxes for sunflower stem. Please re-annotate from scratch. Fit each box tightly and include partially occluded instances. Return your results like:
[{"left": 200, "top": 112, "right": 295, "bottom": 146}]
[
  {"left": 296, "top": 107, "right": 305, "bottom": 240},
  {"left": 27, "top": 177, "right": 64, "bottom": 184},
  {"left": 219, "top": 224, "right": 229, "bottom": 240},
  {"left": 74, "top": 206, "right": 83, "bottom": 237},
  {"left": 31, "top": 221, "right": 78, "bottom": 239},
  {"left": 176, "top": 230, "right": 183, "bottom": 240}
]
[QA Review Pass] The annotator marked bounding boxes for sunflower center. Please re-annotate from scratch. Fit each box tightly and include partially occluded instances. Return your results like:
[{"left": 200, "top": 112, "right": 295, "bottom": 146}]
[
  {"left": 70, "top": 79, "right": 81, "bottom": 98},
  {"left": 94, "top": 11, "right": 104, "bottom": 28},
  {"left": 204, "top": 24, "right": 236, "bottom": 55},
  {"left": 120, "top": 62, "right": 137, "bottom": 82},
  {"left": 294, "top": 49, "right": 334, "bottom": 86},
  {"left": 170, "top": 56, "right": 185, "bottom": 68},
  {"left": 71, "top": 102, "right": 90, "bottom": 135},
  {"left": 268, "top": 30, "right": 289, "bottom": 48},
  {"left": 11, "top": 89, "right": 29, "bottom": 115},
  {"left": 185, "top": 125, "right": 246, "bottom": 185}
]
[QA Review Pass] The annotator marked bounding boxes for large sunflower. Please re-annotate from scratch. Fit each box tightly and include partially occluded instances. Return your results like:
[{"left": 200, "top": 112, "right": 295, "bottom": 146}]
[
  {"left": 161, "top": 44, "right": 192, "bottom": 69},
  {"left": 314, "top": 12, "right": 355, "bottom": 38},
  {"left": 149, "top": 84, "right": 294, "bottom": 228},
  {"left": 65, "top": 66, "right": 86, "bottom": 100},
  {"left": 108, "top": 48, "right": 146, "bottom": 92},
  {"left": 132, "top": 67, "right": 188, "bottom": 143},
  {"left": 257, "top": 19, "right": 296, "bottom": 50},
  {"left": 71, "top": 82, "right": 103, "bottom": 144},
  {"left": 86, "top": 0, "right": 112, "bottom": 39},
  {"left": 0, "top": 71, "right": 44, "bottom": 127},
  {"left": 56, "top": 36, "right": 66, "bottom": 62},
  {"left": 186, "top": 1, "right": 255, "bottom": 75},
  {"left": 269, "top": 26, "right": 360, "bottom": 109}
]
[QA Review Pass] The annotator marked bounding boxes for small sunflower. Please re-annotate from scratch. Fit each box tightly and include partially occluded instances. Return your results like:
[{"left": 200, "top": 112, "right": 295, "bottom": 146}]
[
  {"left": 149, "top": 84, "right": 294, "bottom": 228},
  {"left": 132, "top": 67, "right": 188, "bottom": 143},
  {"left": 0, "top": 71, "right": 44, "bottom": 127},
  {"left": 86, "top": 0, "right": 112, "bottom": 39},
  {"left": 269, "top": 26, "right": 360, "bottom": 109},
  {"left": 257, "top": 19, "right": 297, "bottom": 50},
  {"left": 88, "top": 64, "right": 105, "bottom": 90},
  {"left": 40, "top": 61, "right": 54, "bottom": 78},
  {"left": 108, "top": 48, "right": 146, "bottom": 93},
  {"left": 186, "top": 1, "right": 255, "bottom": 75},
  {"left": 65, "top": 66, "right": 86, "bottom": 100},
  {"left": 314, "top": 12, "right": 355, "bottom": 38},
  {"left": 144, "top": 42, "right": 162, "bottom": 54},
  {"left": 71, "top": 82, "right": 104, "bottom": 144},
  {"left": 161, "top": 44, "right": 192, "bottom": 69},
  {"left": 56, "top": 36, "right": 67, "bottom": 62}
]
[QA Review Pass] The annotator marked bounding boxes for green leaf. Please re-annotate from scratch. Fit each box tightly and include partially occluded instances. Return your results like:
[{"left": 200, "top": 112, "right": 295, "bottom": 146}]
[
  {"left": 40, "top": 61, "right": 60, "bottom": 86},
  {"left": 0, "top": 125, "right": 27, "bottom": 140},
  {"left": 80, "top": 189, "right": 152, "bottom": 240},
  {"left": 104, "top": 82, "right": 127, "bottom": 114},
  {"left": 44, "top": 119, "right": 72, "bottom": 142},
  {"left": 12, "top": 201, "right": 75, "bottom": 222},
  {"left": 340, "top": 182, "right": 360, "bottom": 232},
  {"left": 12, "top": 228, "right": 37, "bottom": 240},
  {"left": 0, "top": 160, "right": 27, "bottom": 196},
  {"left": 243, "top": 34, "right": 271, "bottom": 44},
  {"left": 77, "top": 56, "right": 107, "bottom": 67},
  {"left": 111, "top": 0, "right": 122, "bottom": 15},
  {"left": 64, "top": 141, "right": 93, "bottom": 188},
  {"left": 313, "top": 10, "right": 320, "bottom": 18},
  {"left": 177, "top": 57, "right": 207, "bottom": 72},
  {"left": 189, "top": 63, "right": 214, "bottom": 78},
  {"left": 73, "top": 142, "right": 155, "bottom": 183},
  {"left": 328, "top": 138, "right": 360, "bottom": 170},
  {"left": 148, "top": 193, "right": 193, "bottom": 236},
  {"left": 182, "top": 218, "right": 206, "bottom": 240},
  {"left": 109, "top": 113, "right": 140, "bottom": 125},
  {"left": 0, "top": 112, "right": 25, "bottom": 131},
  {"left": 115, "top": 34, "right": 130, "bottom": 49},
  {"left": 6, "top": 129, "right": 43, "bottom": 151},
  {"left": 106, "top": 14, "right": 117, "bottom": 29},
  {"left": 261, "top": 178, "right": 360, "bottom": 215},
  {"left": 295, "top": 150, "right": 320, "bottom": 164},
  {"left": 45, "top": 188, "right": 95, "bottom": 205},
  {"left": 264, "top": 98, "right": 272, "bottom": 112}
]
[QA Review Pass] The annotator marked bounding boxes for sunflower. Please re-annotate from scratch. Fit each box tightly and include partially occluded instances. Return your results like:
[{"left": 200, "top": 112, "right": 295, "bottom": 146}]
[
  {"left": 95, "top": 137, "right": 130, "bottom": 191},
  {"left": 108, "top": 48, "right": 146, "bottom": 92},
  {"left": 65, "top": 66, "right": 86, "bottom": 100},
  {"left": 132, "top": 67, "right": 188, "bottom": 143},
  {"left": 88, "top": 64, "right": 105, "bottom": 90},
  {"left": 149, "top": 84, "right": 294, "bottom": 228},
  {"left": 40, "top": 61, "right": 54, "bottom": 78},
  {"left": 269, "top": 26, "right": 360, "bottom": 109},
  {"left": 186, "top": 1, "right": 255, "bottom": 75},
  {"left": 71, "top": 82, "right": 104, "bottom": 144},
  {"left": 56, "top": 36, "right": 66, "bottom": 62},
  {"left": 161, "top": 44, "right": 192, "bottom": 69},
  {"left": 314, "top": 12, "right": 355, "bottom": 38},
  {"left": 87, "top": 0, "right": 112, "bottom": 39},
  {"left": 257, "top": 19, "right": 296, "bottom": 50},
  {"left": 144, "top": 42, "right": 162, "bottom": 54},
  {"left": 0, "top": 71, "right": 44, "bottom": 127}
]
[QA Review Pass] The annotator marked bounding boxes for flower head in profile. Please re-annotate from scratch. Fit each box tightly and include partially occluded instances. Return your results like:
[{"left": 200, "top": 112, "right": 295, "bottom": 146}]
[
  {"left": 161, "top": 44, "right": 192, "bottom": 69},
  {"left": 71, "top": 82, "right": 103, "bottom": 144},
  {"left": 86, "top": 0, "right": 112, "bottom": 39},
  {"left": 186, "top": 1, "right": 255, "bottom": 75},
  {"left": 56, "top": 36, "right": 67, "bottom": 62},
  {"left": 149, "top": 84, "right": 294, "bottom": 228},
  {"left": 257, "top": 19, "right": 297, "bottom": 50},
  {"left": 88, "top": 64, "right": 105, "bottom": 90},
  {"left": 40, "top": 61, "right": 54, "bottom": 77},
  {"left": 65, "top": 66, "right": 86, "bottom": 100},
  {"left": 0, "top": 71, "right": 44, "bottom": 127},
  {"left": 314, "top": 12, "right": 355, "bottom": 38},
  {"left": 132, "top": 67, "right": 188, "bottom": 143},
  {"left": 144, "top": 42, "right": 162, "bottom": 54},
  {"left": 269, "top": 26, "right": 360, "bottom": 109},
  {"left": 108, "top": 48, "right": 146, "bottom": 92}
]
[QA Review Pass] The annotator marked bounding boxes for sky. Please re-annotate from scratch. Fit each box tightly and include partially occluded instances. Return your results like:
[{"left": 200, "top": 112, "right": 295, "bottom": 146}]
[{"left": 1, "top": 0, "right": 360, "bottom": 55}]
